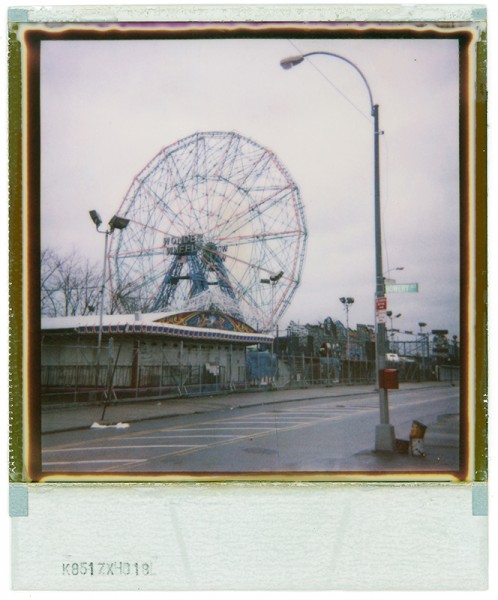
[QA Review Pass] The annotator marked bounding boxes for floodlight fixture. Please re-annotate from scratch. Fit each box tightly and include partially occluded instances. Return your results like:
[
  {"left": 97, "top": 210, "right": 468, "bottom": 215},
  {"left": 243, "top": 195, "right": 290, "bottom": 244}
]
[
  {"left": 108, "top": 215, "right": 130, "bottom": 232},
  {"left": 270, "top": 270, "right": 284, "bottom": 282},
  {"left": 280, "top": 56, "right": 305, "bottom": 70},
  {"left": 340, "top": 296, "right": 355, "bottom": 306},
  {"left": 89, "top": 209, "right": 102, "bottom": 228}
]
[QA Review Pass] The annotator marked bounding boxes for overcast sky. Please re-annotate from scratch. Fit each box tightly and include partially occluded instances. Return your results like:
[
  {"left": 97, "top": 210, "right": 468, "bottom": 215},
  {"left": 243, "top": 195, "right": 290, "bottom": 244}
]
[{"left": 40, "top": 34, "right": 460, "bottom": 337}]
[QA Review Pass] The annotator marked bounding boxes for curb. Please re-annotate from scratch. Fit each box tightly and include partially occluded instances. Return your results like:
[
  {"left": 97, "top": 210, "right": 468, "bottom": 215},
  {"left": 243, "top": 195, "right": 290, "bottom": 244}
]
[
  {"left": 42, "top": 387, "right": 379, "bottom": 434},
  {"left": 42, "top": 383, "right": 454, "bottom": 435}
]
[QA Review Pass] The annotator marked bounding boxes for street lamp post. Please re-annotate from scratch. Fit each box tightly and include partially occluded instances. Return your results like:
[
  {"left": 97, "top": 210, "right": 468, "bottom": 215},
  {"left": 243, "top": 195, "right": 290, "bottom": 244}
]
[
  {"left": 89, "top": 210, "right": 130, "bottom": 383},
  {"left": 281, "top": 51, "right": 395, "bottom": 450},
  {"left": 418, "top": 321, "right": 428, "bottom": 375},
  {"left": 339, "top": 296, "right": 354, "bottom": 383},
  {"left": 386, "top": 311, "right": 402, "bottom": 345},
  {"left": 261, "top": 270, "right": 284, "bottom": 383}
]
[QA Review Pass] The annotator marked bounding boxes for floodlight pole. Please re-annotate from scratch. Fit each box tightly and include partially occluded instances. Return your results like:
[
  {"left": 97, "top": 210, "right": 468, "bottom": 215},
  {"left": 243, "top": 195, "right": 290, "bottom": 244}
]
[
  {"left": 340, "top": 296, "right": 354, "bottom": 384},
  {"left": 261, "top": 271, "right": 283, "bottom": 384},
  {"left": 280, "top": 51, "right": 395, "bottom": 450},
  {"left": 89, "top": 211, "right": 129, "bottom": 394},
  {"left": 98, "top": 229, "right": 110, "bottom": 353}
]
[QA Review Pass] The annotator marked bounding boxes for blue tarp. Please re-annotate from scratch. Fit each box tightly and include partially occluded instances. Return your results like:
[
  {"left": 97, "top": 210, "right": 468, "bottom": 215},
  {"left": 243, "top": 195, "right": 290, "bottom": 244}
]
[{"left": 246, "top": 351, "right": 277, "bottom": 382}]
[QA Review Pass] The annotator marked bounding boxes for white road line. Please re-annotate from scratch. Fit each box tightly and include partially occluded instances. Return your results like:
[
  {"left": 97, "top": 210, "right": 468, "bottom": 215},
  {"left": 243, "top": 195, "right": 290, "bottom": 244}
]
[
  {"left": 176, "top": 426, "right": 275, "bottom": 429},
  {"left": 208, "top": 419, "right": 279, "bottom": 423},
  {"left": 248, "top": 419, "right": 319, "bottom": 424},
  {"left": 146, "top": 427, "right": 221, "bottom": 431},
  {"left": 117, "top": 435, "right": 238, "bottom": 440},
  {"left": 282, "top": 404, "right": 377, "bottom": 411},
  {"left": 212, "top": 419, "right": 315, "bottom": 424},
  {"left": 236, "top": 418, "right": 317, "bottom": 423},
  {"left": 44, "top": 459, "right": 147, "bottom": 465},
  {"left": 44, "top": 445, "right": 201, "bottom": 452},
  {"left": 275, "top": 411, "right": 348, "bottom": 416},
  {"left": 276, "top": 410, "right": 343, "bottom": 414}
]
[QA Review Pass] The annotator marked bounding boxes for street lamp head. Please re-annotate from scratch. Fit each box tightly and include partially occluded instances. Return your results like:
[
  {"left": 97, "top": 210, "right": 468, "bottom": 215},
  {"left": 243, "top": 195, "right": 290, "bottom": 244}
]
[
  {"left": 269, "top": 270, "right": 284, "bottom": 282},
  {"left": 89, "top": 210, "right": 102, "bottom": 228},
  {"left": 340, "top": 297, "right": 354, "bottom": 306},
  {"left": 108, "top": 214, "right": 130, "bottom": 232},
  {"left": 280, "top": 55, "right": 304, "bottom": 70},
  {"left": 384, "top": 266, "right": 404, "bottom": 277}
]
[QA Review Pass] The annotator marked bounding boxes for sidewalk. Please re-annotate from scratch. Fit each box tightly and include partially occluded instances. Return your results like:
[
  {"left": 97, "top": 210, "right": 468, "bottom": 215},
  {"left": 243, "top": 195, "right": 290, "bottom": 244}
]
[
  {"left": 41, "top": 382, "right": 439, "bottom": 433},
  {"left": 343, "top": 413, "right": 460, "bottom": 472},
  {"left": 41, "top": 383, "right": 460, "bottom": 473}
]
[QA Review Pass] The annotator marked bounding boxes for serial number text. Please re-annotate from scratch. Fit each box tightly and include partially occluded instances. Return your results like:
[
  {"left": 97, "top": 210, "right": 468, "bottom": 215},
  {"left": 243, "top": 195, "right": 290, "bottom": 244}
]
[{"left": 62, "top": 561, "right": 154, "bottom": 576}]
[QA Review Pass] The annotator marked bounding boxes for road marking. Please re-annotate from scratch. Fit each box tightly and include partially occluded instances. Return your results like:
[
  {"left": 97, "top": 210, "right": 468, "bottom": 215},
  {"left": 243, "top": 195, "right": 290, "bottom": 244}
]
[
  {"left": 270, "top": 415, "right": 328, "bottom": 419},
  {"left": 119, "top": 434, "right": 239, "bottom": 439},
  {"left": 215, "top": 419, "right": 313, "bottom": 424},
  {"left": 276, "top": 409, "right": 362, "bottom": 419},
  {"left": 44, "top": 411, "right": 350, "bottom": 472},
  {"left": 206, "top": 419, "right": 279, "bottom": 423},
  {"left": 43, "top": 444, "right": 201, "bottom": 452},
  {"left": 44, "top": 459, "right": 147, "bottom": 465},
  {"left": 199, "top": 424, "right": 278, "bottom": 428},
  {"left": 103, "top": 413, "right": 350, "bottom": 472},
  {"left": 42, "top": 389, "right": 460, "bottom": 472}
]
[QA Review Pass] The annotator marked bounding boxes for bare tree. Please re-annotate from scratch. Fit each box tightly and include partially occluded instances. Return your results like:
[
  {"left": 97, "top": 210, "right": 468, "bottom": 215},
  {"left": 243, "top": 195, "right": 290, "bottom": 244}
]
[
  {"left": 109, "top": 277, "right": 155, "bottom": 315},
  {"left": 41, "top": 247, "right": 101, "bottom": 317}
]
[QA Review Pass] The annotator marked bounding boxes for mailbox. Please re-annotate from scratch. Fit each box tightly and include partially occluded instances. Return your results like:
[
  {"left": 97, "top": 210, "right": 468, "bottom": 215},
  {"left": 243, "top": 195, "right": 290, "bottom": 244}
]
[{"left": 380, "top": 368, "right": 399, "bottom": 390}]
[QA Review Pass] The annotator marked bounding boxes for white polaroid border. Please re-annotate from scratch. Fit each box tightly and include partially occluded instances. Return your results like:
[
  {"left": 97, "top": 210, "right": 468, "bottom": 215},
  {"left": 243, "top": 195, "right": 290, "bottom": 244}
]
[{"left": 7, "top": 2, "right": 488, "bottom": 592}]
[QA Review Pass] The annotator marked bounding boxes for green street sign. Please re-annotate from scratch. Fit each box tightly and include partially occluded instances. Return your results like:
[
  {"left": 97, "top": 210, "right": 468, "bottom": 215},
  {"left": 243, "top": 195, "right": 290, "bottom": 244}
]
[{"left": 385, "top": 283, "right": 419, "bottom": 293}]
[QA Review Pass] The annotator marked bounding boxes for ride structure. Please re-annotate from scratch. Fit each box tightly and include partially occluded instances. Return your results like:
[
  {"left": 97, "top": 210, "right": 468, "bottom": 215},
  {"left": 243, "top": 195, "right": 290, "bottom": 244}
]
[{"left": 108, "top": 131, "right": 307, "bottom": 331}]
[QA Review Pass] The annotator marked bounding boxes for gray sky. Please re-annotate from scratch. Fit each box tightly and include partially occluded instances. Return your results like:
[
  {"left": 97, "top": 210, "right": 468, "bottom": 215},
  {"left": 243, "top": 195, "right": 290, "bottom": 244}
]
[{"left": 40, "top": 34, "right": 460, "bottom": 336}]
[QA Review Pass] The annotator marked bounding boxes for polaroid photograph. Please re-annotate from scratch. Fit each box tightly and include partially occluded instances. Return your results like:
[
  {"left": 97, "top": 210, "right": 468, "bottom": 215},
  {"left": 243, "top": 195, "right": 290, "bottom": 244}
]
[{"left": 7, "top": 3, "right": 488, "bottom": 591}]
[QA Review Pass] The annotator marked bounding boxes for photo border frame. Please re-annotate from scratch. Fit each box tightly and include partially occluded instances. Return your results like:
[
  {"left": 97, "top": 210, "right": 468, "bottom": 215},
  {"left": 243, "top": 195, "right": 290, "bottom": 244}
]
[{"left": 7, "top": 3, "right": 489, "bottom": 591}]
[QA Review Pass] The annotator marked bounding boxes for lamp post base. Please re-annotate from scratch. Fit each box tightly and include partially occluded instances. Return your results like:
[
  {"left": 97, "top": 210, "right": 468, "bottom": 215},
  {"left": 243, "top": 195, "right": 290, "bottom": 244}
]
[{"left": 375, "top": 424, "right": 396, "bottom": 452}]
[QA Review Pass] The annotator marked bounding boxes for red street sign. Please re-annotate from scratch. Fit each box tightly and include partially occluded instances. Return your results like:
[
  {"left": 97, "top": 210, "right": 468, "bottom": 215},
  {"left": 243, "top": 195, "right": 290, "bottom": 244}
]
[{"left": 376, "top": 297, "right": 387, "bottom": 311}]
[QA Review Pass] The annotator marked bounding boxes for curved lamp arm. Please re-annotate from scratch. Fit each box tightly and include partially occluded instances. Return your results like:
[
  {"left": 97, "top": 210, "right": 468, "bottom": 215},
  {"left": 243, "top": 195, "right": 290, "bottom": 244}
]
[{"left": 280, "top": 51, "right": 374, "bottom": 114}]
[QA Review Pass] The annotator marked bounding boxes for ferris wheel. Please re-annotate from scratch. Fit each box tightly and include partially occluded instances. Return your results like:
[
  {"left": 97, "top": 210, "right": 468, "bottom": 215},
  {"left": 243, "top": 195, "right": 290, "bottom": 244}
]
[{"left": 108, "top": 131, "right": 307, "bottom": 331}]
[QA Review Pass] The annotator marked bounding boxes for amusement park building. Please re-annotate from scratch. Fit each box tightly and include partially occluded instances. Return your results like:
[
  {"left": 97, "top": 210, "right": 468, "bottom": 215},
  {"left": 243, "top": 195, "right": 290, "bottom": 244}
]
[{"left": 41, "top": 310, "right": 273, "bottom": 401}]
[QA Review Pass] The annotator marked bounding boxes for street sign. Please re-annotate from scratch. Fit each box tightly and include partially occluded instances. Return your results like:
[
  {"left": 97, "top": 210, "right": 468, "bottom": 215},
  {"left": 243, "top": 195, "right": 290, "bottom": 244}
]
[
  {"left": 376, "top": 296, "right": 387, "bottom": 310},
  {"left": 385, "top": 282, "right": 419, "bottom": 293},
  {"left": 376, "top": 296, "right": 387, "bottom": 323}
]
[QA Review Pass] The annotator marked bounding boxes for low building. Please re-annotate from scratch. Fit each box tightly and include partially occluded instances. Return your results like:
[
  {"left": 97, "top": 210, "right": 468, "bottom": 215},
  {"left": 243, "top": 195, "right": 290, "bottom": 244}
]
[{"left": 41, "top": 310, "right": 273, "bottom": 402}]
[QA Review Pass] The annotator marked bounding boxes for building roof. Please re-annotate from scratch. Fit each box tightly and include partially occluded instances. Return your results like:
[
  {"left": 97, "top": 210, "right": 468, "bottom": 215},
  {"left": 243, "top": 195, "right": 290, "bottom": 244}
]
[{"left": 41, "top": 312, "right": 274, "bottom": 344}]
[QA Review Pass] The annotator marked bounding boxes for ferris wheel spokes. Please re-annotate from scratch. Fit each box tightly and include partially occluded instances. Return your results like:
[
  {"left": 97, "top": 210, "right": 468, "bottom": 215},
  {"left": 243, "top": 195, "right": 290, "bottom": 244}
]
[{"left": 109, "top": 132, "right": 307, "bottom": 329}]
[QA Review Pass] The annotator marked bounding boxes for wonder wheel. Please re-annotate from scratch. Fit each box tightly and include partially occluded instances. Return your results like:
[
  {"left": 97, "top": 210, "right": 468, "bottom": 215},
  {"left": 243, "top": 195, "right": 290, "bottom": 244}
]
[{"left": 108, "top": 131, "right": 307, "bottom": 331}]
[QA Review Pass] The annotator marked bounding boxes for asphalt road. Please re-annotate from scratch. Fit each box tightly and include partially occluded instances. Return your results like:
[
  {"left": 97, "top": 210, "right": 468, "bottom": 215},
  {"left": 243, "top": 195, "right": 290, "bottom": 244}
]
[{"left": 41, "top": 385, "right": 460, "bottom": 475}]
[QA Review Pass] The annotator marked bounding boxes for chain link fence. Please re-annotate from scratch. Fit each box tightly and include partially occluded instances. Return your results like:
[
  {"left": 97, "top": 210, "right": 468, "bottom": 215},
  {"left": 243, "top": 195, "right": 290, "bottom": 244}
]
[{"left": 41, "top": 340, "right": 445, "bottom": 405}]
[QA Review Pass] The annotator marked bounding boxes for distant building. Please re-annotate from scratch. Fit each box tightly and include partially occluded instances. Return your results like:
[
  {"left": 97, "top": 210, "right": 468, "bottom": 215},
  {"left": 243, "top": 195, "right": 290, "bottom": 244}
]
[{"left": 284, "top": 319, "right": 374, "bottom": 361}]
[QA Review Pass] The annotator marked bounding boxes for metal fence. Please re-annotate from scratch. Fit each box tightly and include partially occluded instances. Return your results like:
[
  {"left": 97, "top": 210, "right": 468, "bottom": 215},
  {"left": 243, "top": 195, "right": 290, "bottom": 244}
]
[{"left": 41, "top": 341, "right": 442, "bottom": 405}]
